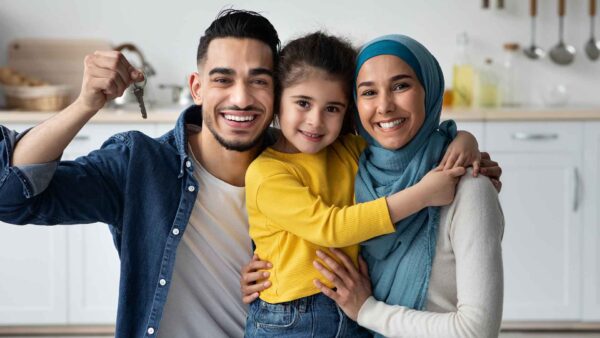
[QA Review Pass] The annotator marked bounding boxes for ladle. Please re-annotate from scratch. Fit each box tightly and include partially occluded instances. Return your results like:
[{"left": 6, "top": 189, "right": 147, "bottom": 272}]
[
  {"left": 524, "top": 0, "right": 545, "bottom": 59},
  {"left": 549, "top": 0, "right": 576, "bottom": 65},
  {"left": 585, "top": 0, "right": 600, "bottom": 61}
]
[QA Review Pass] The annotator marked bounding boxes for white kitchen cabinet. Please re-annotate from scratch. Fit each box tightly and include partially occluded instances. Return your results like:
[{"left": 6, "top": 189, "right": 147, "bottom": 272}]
[
  {"left": 583, "top": 122, "right": 600, "bottom": 321},
  {"left": 485, "top": 121, "right": 584, "bottom": 321}
]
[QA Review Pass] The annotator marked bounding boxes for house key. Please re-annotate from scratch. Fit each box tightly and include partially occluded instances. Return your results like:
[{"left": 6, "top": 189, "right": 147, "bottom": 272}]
[{"left": 133, "top": 75, "right": 147, "bottom": 119}]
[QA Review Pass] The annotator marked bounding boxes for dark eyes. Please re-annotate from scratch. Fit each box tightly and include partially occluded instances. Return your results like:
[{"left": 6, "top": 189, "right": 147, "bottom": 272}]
[
  {"left": 295, "top": 100, "right": 310, "bottom": 109},
  {"left": 212, "top": 77, "right": 231, "bottom": 84},
  {"left": 325, "top": 106, "right": 341, "bottom": 113},
  {"left": 360, "top": 82, "right": 410, "bottom": 96}
]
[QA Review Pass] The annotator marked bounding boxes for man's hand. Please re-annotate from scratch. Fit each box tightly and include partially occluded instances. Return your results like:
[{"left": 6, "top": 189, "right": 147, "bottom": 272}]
[{"left": 75, "top": 51, "right": 144, "bottom": 113}]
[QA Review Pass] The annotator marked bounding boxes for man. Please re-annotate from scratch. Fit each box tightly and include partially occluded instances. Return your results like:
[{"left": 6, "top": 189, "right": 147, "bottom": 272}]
[{"left": 0, "top": 9, "right": 279, "bottom": 338}]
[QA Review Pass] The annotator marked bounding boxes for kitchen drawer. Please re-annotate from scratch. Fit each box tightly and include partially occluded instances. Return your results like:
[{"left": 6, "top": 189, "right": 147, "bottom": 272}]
[{"left": 484, "top": 121, "right": 583, "bottom": 153}]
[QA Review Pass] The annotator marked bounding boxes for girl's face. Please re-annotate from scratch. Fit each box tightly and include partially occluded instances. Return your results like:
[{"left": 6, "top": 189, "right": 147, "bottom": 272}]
[
  {"left": 355, "top": 55, "right": 426, "bottom": 150},
  {"left": 277, "top": 69, "right": 348, "bottom": 154}
]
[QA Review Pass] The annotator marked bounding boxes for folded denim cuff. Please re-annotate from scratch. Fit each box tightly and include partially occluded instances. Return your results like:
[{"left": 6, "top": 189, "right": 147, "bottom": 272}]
[{"left": 10, "top": 127, "right": 61, "bottom": 198}]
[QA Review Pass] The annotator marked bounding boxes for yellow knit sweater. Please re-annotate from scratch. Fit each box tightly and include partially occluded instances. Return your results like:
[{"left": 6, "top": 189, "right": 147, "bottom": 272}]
[{"left": 245, "top": 134, "right": 395, "bottom": 303}]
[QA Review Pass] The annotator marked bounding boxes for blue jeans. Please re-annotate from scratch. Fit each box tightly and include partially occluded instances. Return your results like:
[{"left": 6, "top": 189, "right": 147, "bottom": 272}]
[{"left": 244, "top": 293, "right": 372, "bottom": 337}]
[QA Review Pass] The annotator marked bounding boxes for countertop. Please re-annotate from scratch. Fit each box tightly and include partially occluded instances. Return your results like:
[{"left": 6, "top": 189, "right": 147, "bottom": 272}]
[{"left": 1, "top": 106, "right": 600, "bottom": 124}]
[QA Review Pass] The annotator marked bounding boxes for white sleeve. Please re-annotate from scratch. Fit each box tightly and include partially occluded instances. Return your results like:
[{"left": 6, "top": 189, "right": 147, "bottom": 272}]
[{"left": 357, "top": 175, "right": 505, "bottom": 338}]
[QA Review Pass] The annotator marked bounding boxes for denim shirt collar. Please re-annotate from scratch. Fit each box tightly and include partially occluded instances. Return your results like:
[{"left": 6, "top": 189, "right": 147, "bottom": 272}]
[{"left": 174, "top": 105, "right": 203, "bottom": 178}]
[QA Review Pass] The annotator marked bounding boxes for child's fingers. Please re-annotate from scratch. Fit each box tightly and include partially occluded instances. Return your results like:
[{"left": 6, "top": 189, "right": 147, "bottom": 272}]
[
  {"left": 472, "top": 160, "right": 481, "bottom": 177},
  {"left": 242, "top": 260, "right": 272, "bottom": 274},
  {"left": 242, "top": 292, "right": 260, "bottom": 304},
  {"left": 481, "top": 151, "right": 491, "bottom": 160},
  {"left": 242, "top": 270, "right": 270, "bottom": 284},
  {"left": 439, "top": 151, "right": 450, "bottom": 169},
  {"left": 454, "top": 153, "right": 465, "bottom": 168},
  {"left": 242, "top": 280, "right": 271, "bottom": 295},
  {"left": 444, "top": 153, "right": 458, "bottom": 170},
  {"left": 448, "top": 166, "right": 466, "bottom": 178}
]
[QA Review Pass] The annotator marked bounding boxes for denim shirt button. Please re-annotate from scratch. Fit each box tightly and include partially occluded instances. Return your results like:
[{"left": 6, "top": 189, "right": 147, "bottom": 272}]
[
  {"left": 172, "top": 228, "right": 180, "bottom": 236},
  {"left": 187, "top": 185, "right": 195, "bottom": 192},
  {"left": 159, "top": 279, "right": 167, "bottom": 286},
  {"left": 147, "top": 327, "right": 155, "bottom": 335},
  {"left": 185, "top": 160, "right": 192, "bottom": 168}
]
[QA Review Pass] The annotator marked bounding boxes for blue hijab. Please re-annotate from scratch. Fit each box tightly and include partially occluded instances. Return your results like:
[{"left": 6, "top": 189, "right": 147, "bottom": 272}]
[{"left": 354, "top": 35, "right": 457, "bottom": 312}]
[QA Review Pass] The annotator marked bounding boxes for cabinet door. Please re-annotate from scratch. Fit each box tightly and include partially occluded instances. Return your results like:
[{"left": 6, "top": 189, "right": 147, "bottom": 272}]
[
  {"left": 0, "top": 223, "right": 68, "bottom": 324},
  {"left": 583, "top": 122, "right": 600, "bottom": 321},
  {"left": 486, "top": 122, "right": 583, "bottom": 321},
  {"left": 0, "top": 123, "right": 68, "bottom": 324}
]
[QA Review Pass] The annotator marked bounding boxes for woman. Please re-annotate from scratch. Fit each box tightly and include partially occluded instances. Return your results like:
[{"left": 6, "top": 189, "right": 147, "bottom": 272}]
[{"left": 312, "top": 34, "right": 504, "bottom": 338}]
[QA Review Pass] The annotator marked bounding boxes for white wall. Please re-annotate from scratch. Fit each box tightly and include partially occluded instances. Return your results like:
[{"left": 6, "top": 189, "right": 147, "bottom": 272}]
[{"left": 1, "top": 0, "right": 599, "bottom": 106}]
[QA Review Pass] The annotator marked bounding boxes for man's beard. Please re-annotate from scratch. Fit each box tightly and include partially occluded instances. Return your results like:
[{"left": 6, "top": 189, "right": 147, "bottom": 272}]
[{"left": 204, "top": 116, "right": 266, "bottom": 152}]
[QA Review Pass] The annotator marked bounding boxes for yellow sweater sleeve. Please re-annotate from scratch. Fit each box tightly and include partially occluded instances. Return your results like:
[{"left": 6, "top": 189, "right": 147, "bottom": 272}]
[{"left": 252, "top": 171, "right": 394, "bottom": 247}]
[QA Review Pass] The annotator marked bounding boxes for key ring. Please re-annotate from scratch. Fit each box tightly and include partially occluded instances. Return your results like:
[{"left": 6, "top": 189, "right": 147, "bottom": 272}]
[{"left": 133, "top": 72, "right": 147, "bottom": 89}]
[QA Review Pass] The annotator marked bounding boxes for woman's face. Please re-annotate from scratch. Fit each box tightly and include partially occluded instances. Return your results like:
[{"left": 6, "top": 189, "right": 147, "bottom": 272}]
[{"left": 355, "top": 55, "right": 426, "bottom": 150}]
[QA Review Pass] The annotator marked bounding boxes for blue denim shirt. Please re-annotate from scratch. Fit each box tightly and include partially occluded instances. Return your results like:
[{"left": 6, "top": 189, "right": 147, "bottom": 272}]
[{"left": 0, "top": 105, "right": 271, "bottom": 338}]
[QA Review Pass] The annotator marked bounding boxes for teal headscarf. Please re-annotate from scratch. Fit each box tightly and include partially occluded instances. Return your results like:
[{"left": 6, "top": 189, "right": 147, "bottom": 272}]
[{"left": 354, "top": 35, "right": 457, "bottom": 314}]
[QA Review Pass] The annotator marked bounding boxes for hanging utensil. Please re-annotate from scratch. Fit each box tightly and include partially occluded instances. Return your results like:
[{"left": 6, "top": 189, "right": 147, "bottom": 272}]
[
  {"left": 585, "top": 0, "right": 600, "bottom": 60},
  {"left": 524, "top": 0, "right": 545, "bottom": 59},
  {"left": 549, "top": 0, "right": 576, "bottom": 65}
]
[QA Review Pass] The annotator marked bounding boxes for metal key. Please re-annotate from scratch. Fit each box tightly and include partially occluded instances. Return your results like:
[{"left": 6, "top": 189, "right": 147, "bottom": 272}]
[{"left": 133, "top": 77, "right": 147, "bottom": 119}]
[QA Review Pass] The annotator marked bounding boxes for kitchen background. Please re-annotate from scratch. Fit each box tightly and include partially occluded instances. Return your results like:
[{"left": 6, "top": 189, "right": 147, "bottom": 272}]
[
  {"left": 1, "top": 0, "right": 599, "bottom": 107},
  {"left": 1, "top": 0, "right": 600, "bottom": 337}
]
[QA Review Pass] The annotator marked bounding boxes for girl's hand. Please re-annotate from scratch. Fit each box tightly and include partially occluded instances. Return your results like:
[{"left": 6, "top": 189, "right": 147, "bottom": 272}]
[
  {"left": 479, "top": 152, "right": 503, "bottom": 192},
  {"left": 240, "top": 254, "right": 272, "bottom": 304},
  {"left": 418, "top": 166, "right": 465, "bottom": 207},
  {"left": 439, "top": 131, "right": 481, "bottom": 175},
  {"left": 312, "top": 248, "right": 372, "bottom": 322}
]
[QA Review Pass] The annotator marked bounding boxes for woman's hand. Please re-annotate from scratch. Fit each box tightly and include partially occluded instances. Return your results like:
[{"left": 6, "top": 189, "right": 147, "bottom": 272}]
[
  {"left": 417, "top": 166, "right": 465, "bottom": 207},
  {"left": 439, "top": 130, "right": 481, "bottom": 174},
  {"left": 240, "top": 254, "right": 272, "bottom": 304},
  {"left": 312, "top": 248, "right": 372, "bottom": 322}
]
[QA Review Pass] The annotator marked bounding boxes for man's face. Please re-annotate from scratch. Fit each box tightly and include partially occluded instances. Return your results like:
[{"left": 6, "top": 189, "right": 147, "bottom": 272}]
[{"left": 190, "top": 38, "right": 275, "bottom": 152}]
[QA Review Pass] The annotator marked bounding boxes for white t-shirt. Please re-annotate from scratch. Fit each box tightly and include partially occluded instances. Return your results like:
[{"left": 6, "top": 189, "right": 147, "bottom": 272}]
[{"left": 157, "top": 151, "right": 252, "bottom": 338}]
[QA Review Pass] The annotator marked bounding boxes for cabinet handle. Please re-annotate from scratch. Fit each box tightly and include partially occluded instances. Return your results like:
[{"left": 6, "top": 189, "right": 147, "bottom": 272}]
[
  {"left": 73, "top": 135, "right": 90, "bottom": 141},
  {"left": 511, "top": 132, "right": 559, "bottom": 141},
  {"left": 573, "top": 167, "right": 580, "bottom": 212}
]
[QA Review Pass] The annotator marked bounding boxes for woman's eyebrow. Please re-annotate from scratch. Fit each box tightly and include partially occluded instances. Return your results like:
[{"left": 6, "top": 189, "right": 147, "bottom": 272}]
[
  {"left": 356, "top": 81, "right": 374, "bottom": 89},
  {"left": 389, "top": 74, "right": 412, "bottom": 81}
]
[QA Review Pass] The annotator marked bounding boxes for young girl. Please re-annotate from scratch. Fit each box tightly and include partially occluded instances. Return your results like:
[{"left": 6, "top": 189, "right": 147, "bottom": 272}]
[{"left": 243, "top": 32, "right": 479, "bottom": 337}]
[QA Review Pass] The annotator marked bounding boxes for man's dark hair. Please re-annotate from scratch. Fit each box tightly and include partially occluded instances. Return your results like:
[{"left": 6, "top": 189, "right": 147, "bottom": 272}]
[{"left": 196, "top": 9, "right": 280, "bottom": 67}]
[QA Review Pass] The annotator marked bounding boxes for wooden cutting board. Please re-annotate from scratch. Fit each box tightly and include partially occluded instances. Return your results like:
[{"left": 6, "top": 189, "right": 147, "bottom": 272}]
[{"left": 7, "top": 39, "right": 113, "bottom": 103}]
